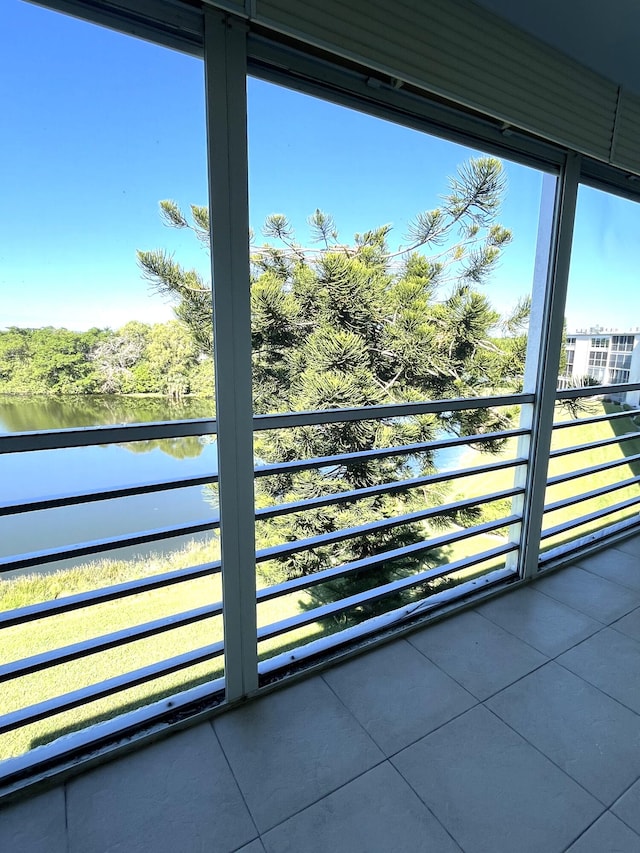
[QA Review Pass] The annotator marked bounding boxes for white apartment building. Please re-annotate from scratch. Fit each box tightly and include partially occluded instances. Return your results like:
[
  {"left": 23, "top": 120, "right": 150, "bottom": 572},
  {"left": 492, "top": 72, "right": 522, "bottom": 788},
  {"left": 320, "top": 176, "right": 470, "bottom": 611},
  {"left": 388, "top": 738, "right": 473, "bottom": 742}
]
[{"left": 561, "top": 328, "right": 640, "bottom": 405}]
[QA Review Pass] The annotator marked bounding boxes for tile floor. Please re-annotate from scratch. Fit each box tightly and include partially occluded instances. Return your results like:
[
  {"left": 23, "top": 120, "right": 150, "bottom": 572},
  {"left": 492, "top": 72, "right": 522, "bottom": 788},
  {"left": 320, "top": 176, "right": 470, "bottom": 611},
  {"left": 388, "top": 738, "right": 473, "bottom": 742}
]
[{"left": 2, "top": 537, "right": 640, "bottom": 852}]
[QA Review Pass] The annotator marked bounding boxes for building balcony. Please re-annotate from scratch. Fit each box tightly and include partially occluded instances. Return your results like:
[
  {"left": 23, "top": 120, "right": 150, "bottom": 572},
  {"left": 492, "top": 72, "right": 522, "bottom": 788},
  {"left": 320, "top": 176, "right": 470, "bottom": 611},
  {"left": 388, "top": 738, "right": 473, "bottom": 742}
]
[
  {"left": 2, "top": 535, "right": 640, "bottom": 852},
  {"left": 3, "top": 2, "right": 640, "bottom": 846},
  {"left": 1, "top": 380, "right": 640, "bottom": 830}
]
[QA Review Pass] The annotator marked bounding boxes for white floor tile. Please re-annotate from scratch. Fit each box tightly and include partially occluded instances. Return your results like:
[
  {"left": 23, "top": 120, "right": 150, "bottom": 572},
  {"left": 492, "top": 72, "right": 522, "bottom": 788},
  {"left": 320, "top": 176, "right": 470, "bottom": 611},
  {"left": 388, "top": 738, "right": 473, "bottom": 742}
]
[
  {"left": 0, "top": 788, "right": 66, "bottom": 853},
  {"left": 559, "top": 628, "right": 640, "bottom": 714},
  {"left": 488, "top": 661, "right": 640, "bottom": 804},
  {"left": 323, "top": 639, "right": 475, "bottom": 755},
  {"left": 566, "top": 812, "right": 640, "bottom": 852},
  {"left": 534, "top": 566, "right": 640, "bottom": 623},
  {"left": 67, "top": 723, "right": 256, "bottom": 853},
  {"left": 408, "top": 610, "right": 547, "bottom": 699},
  {"left": 476, "top": 586, "right": 601, "bottom": 656},
  {"left": 262, "top": 761, "right": 461, "bottom": 853},
  {"left": 392, "top": 705, "right": 600, "bottom": 853},
  {"left": 214, "top": 676, "right": 383, "bottom": 833},
  {"left": 613, "top": 778, "right": 640, "bottom": 836},
  {"left": 577, "top": 549, "right": 640, "bottom": 592}
]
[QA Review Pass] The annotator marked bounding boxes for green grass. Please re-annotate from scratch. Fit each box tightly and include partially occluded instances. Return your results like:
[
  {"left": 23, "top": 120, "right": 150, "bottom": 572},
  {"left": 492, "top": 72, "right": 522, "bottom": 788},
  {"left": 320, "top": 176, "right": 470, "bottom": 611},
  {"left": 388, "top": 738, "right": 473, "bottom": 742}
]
[
  {"left": 448, "top": 401, "right": 640, "bottom": 551},
  {"left": 2, "top": 400, "right": 638, "bottom": 762},
  {"left": 0, "top": 540, "right": 322, "bottom": 761}
]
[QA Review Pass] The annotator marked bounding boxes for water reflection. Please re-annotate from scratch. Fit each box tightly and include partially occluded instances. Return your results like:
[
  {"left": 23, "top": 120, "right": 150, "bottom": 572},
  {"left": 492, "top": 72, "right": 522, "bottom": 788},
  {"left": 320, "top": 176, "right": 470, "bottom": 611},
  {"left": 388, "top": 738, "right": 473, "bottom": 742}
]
[
  {"left": 0, "top": 395, "right": 219, "bottom": 570},
  {"left": 0, "top": 394, "right": 215, "bottom": 437}
]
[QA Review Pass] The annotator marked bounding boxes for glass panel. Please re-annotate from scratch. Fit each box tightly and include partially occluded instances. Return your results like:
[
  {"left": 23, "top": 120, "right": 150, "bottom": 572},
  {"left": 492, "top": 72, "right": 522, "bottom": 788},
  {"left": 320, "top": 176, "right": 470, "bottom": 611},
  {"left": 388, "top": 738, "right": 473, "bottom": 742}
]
[
  {"left": 247, "top": 77, "right": 552, "bottom": 665},
  {"left": 0, "top": 1, "right": 219, "bottom": 765},
  {"left": 547, "top": 183, "right": 640, "bottom": 557}
]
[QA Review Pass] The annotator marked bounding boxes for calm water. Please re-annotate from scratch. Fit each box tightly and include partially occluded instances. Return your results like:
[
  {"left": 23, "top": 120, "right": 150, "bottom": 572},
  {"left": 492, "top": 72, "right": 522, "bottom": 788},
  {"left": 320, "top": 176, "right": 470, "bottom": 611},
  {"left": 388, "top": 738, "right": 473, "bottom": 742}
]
[
  {"left": 0, "top": 395, "right": 468, "bottom": 576},
  {"left": 0, "top": 395, "right": 219, "bottom": 575}
]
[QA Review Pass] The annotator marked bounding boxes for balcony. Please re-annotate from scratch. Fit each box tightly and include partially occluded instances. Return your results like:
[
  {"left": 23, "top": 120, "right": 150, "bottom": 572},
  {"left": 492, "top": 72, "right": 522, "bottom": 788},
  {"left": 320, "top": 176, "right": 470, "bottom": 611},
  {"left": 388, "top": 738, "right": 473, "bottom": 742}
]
[
  {"left": 2, "top": 536, "right": 640, "bottom": 852},
  {"left": 3, "top": 0, "right": 640, "bottom": 844},
  {"left": 1, "top": 380, "right": 640, "bottom": 799}
]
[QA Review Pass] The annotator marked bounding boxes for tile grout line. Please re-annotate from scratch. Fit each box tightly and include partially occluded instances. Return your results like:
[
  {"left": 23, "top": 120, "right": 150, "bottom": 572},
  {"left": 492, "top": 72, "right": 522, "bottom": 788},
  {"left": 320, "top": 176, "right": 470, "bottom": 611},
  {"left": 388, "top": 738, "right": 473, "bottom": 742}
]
[
  {"left": 560, "top": 807, "right": 640, "bottom": 852},
  {"left": 479, "top": 704, "right": 612, "bottom": 811},
  {"left": 385, "top": 759, "right": 466, "bottom": 853},
  {"left": 471, "top": 593, "right": 603, "bottom": 656},
  {"left": 571, "top": 559, "right": 640, "bottom": 594},
  {"left": 559, "top": 810, "right": 613, "bottom": 853},
  {"left": 63, "top": 781, "right": 70, "bottom": 853},
  {"left": 256, "top": 759, "right": 389, "bottom": 839},
  {"left": 553, "top": 633, "right": 640, "bottom": 721},
  {"left": 207, "top": 719, "right": 262, "bottom": 846},
  {"left": 319, "top": 670, "right": 396, "bottom": 751},
  {"left": 404, "top": 620, "right": 551, "bottom": 703},
  {"left": 402, "top": 631, "right": 497, "bottom": 701},
  {"left": 319, "top": 641, "right": 492, "bottom": 753},
  {"left": 609, "top": 801, "right": 640, "bottom": 838},
  {"left": 532, "top": 571, "right": 640, "bottom": 624}
]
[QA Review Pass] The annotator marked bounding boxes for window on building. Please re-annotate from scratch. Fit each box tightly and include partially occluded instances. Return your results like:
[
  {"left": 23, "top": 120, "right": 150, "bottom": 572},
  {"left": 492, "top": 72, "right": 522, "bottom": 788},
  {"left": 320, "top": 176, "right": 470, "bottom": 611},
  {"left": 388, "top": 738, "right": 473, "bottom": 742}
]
[
  {"left": 566, "top": 336, "right": 576, "bottom": 347},
  {"left": 611, "top": 335, "right": 634, "bottom": 352},
  {"left": 587, "top": 349, "right": 607, "bottom": 382},
  {"left": 588, "top": 351, "right": 608, "bottom": 367},
  {"left": 609, "top": 369, "right": 630, "bottom": 384},
  {"left": 608, "top": 353, "right": 631, "bottom": 371},
  {"left": 565, "top": 349, "right": 575, "bottom": 375},
  {"left": 590, "top": 337, "right": 609, "bottom": 348}
]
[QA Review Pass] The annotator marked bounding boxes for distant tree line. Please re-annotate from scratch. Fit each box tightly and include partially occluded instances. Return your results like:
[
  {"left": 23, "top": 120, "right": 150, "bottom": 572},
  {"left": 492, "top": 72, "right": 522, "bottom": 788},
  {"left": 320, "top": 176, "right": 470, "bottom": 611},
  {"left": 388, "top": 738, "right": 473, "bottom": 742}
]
[{"left": 0, "top": 321, "right": 214, "bottom": 398}]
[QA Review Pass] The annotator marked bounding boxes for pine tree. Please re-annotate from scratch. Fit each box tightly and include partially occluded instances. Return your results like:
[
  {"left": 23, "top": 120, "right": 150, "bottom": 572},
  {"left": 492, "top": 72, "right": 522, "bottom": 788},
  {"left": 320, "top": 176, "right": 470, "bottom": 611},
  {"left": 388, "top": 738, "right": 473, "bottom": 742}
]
[{"left": 138, "top": 157, "right": 527, "bottom": 611}]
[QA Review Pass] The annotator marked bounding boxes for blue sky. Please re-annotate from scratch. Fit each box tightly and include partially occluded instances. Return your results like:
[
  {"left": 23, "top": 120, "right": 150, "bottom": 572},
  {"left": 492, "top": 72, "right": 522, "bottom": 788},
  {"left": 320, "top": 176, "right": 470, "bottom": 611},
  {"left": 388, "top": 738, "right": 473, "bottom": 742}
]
[{"left": 1, "top": 0, "right": 638, "bottom": 333}]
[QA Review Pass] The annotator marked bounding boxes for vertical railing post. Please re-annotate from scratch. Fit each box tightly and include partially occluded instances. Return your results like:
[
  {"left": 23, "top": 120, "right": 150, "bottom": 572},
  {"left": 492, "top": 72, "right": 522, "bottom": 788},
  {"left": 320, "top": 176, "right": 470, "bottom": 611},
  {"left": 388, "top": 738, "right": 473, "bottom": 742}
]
[
  {"left": 517, "top": 153, "right": 581, "bottom": 579},
  {"left": 204, "top": 10, "right": 258, "bottom": 699}
]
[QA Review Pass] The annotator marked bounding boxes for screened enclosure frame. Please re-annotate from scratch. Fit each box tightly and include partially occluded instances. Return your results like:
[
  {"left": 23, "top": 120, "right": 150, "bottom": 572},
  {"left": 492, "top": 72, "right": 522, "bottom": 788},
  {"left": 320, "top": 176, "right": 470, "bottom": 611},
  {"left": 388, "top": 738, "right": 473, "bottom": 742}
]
[{"left": 2, "top": 0, "right": 640, "bottom": 796}]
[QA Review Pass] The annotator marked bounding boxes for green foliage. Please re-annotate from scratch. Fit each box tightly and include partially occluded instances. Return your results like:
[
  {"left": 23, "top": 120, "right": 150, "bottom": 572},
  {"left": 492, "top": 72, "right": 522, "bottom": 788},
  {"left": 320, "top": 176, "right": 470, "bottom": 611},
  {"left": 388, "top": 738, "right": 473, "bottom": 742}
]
[
  {"left": 0, "top": 321, "right": 214, "bottom": 399},
  {"left": 138, "top": 157, "right": 528, "bottom": 609},
  {"left": 0, "top": 326, "right": 106, "bottom": 394}
]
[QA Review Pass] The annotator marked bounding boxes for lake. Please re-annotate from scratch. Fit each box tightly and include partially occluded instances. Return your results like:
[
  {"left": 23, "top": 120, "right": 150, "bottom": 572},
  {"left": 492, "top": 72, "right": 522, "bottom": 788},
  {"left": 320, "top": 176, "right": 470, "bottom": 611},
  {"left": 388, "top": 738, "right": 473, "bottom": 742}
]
[
  {"left": 0, "top": 395, "right": 468, "bottom": 576},
  {"left": 0, "top": 395, "right": 219, "bottom": 575}
]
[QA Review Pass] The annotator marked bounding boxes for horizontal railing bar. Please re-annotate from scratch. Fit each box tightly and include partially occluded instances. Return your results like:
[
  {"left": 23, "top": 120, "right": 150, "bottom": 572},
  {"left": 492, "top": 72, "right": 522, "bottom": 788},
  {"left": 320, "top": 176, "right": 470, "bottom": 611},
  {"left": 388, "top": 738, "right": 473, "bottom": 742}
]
[
  {"left": 546, "top": 452, "right": 640, "bottom": 488},
  {"left": 539, "top": 517, "right": 640, "bottom": 568},
  {"left": 0, "top": 678, "right": 226, "bottom": 791},
  {"left": 253, "top": 393, "right": 532, "bottom": 431},
  {"left": 1, "top": 464, "right": 520, "bottom": 574},
  {"left": 0, "top": 518, "right": 220, "bottom": 574},
  {"left": 0, "top": 642, "right": 224, "bottom": 736},
  {"left": 0, "top": 419, "right": 218, "bottom": 455},
  {"left": 556, "top": 381, "right": 640, "bottom": 401},
  {"left": 0, "top": 561, "right": 222, "bottom": 630},
  {"left": 254, "top": 427, "right": 528, "bottom": 478},
  {"left": 549, "top": 431, "right": 640, "bottom": 459},
  {"left": 257, "top": 514, "right": 520, "bottom": 603},
  {"left": 540, "top": 495, "right": 640, "bottom": 541},
  {"left": 0, "top": 472, "right": 219, "bottom": 517},
  {"left": 255, "top": 457, "right": 527, "bottom": 521},
  {"left": 544, "top": 477, "right": 639, "bottom": 515},
  {"left": 258, "top": 568, "right": 516, "bottom": 679},
  {"left": 0, "top": 397, "right": 532, "bottom": 455},
  {"left": 552, "top": 408, "right": 640, "bottom": 431},
  {"left": 255, "top": 487, "right": 523, "bottom": 564},
  {"left": 257, "top": 542, "right": 518, "bottom": 642},
  {"left": 0, "top": 602, "right": 223, "bottom": 684}
]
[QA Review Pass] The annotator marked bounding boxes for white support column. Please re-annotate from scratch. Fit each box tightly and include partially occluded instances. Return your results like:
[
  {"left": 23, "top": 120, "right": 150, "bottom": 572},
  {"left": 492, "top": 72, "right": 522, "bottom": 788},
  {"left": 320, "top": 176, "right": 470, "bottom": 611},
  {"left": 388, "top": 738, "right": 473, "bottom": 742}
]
[
  {"left": 517, "top": 153, "right": 581, "bottom": 579},
  {"left": 204, "top": 10, "right": 258, "bottom": 698}
]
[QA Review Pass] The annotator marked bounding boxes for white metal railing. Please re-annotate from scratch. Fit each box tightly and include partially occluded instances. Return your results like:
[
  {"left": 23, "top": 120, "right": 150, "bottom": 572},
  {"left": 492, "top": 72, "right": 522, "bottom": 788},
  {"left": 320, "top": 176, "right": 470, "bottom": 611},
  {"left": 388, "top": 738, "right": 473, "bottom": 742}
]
[
  {"left": 5, "top": 379, "right": 638, "bottom": 783},
  {"left": 2, "top": 0, "right": 640, "bottom": 799},
  {"left": 539, "top": 383, "right": 640, "bottom": 564},
  {"left": 0, "top": 395, "right": 529, "bottom": 785}
]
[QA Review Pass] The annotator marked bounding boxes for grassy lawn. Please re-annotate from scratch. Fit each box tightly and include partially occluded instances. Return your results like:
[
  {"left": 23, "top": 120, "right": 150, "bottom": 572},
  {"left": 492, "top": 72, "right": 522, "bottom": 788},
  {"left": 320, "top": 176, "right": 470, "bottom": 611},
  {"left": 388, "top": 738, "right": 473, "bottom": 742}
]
[
  {"left": 449, "top": 401, "right": 640, "bottom": 550},
  {"left": 2, "top": 400, "right": 638, "bottom": 762},
  {"left": 0, "top": 541, "right": 322, "bottom": 762}
]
